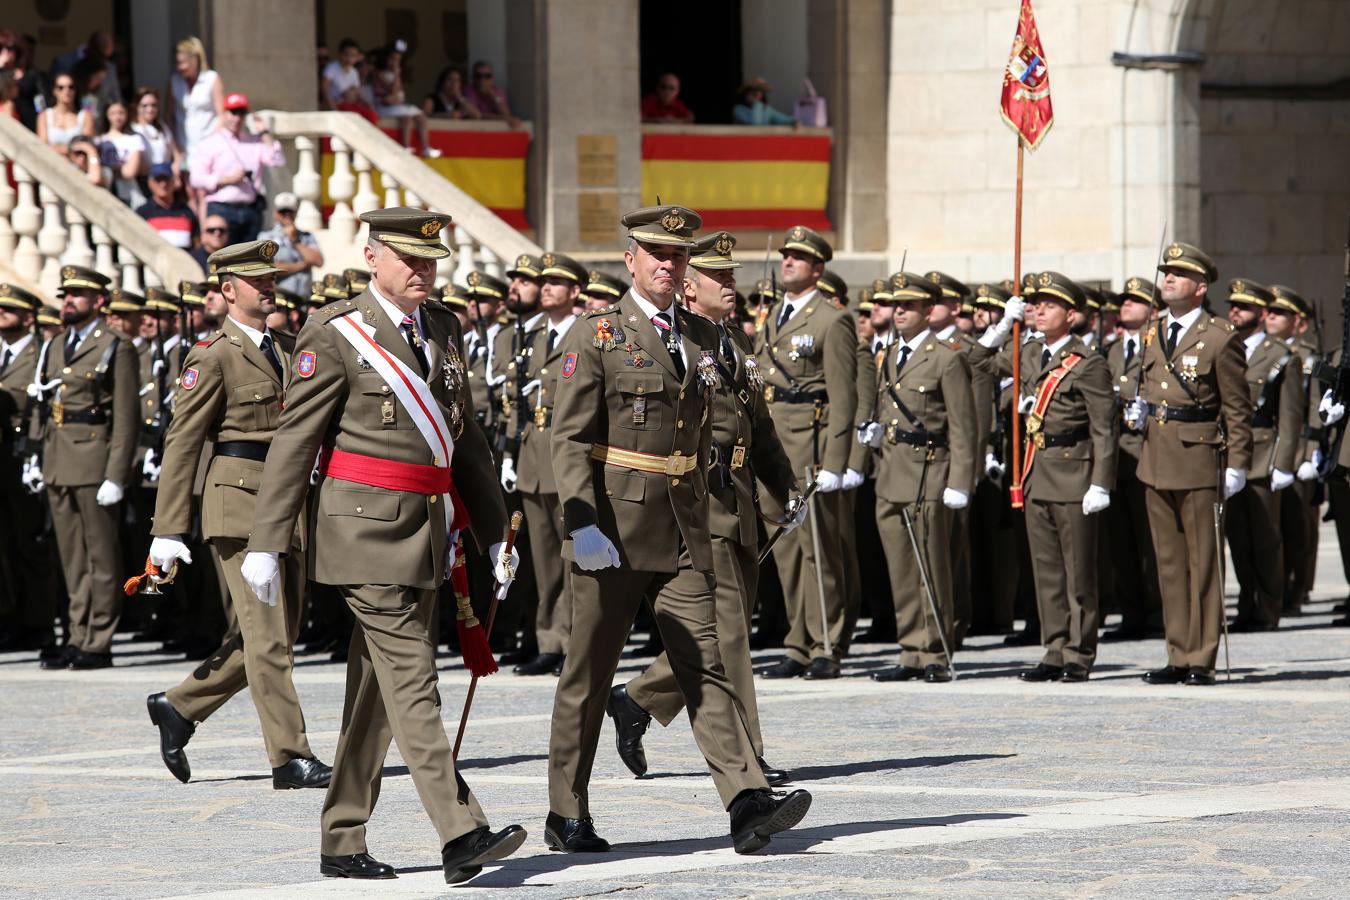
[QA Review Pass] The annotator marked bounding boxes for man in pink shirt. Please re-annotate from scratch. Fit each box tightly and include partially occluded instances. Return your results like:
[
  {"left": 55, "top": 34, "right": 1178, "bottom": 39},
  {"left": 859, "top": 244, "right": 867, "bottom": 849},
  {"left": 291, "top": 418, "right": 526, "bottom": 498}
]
[{"left": 190, "top": 92, "right": 284, "bottom": 245}]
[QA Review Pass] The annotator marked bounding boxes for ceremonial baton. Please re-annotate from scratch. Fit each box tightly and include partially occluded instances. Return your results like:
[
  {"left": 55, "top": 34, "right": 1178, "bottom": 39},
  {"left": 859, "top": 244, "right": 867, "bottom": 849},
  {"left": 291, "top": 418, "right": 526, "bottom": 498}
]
[
  {"left": 757, "top": 478, "right": 821, "bottom": 565},
  {"left": 805, "top": 466, "right": 832, "bottom": 658},
  {"left": 452, "top": 510, "right": 523, "bottom": 760}
]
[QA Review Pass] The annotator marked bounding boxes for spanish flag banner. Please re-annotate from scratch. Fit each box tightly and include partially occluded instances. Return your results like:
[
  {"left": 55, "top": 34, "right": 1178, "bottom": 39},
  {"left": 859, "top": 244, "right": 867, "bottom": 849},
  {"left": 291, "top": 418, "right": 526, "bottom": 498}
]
[{"left": 1000, "top": 0, "right": 1054, "bottom": 151}]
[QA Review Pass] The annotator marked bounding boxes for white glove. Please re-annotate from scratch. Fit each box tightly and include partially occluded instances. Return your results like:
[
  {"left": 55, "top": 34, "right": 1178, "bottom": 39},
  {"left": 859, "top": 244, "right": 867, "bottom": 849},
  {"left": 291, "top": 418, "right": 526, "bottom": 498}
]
[
  {"left": 842, "top": 469, "right": 865, "bottom": 490},
  {"left": 1018, "top": 395, "right": 1035, "bottom": 415},
  {"left": 1004, "top": 295, "right": 1026, "bottom": 323},
  {"left": 1223, "top": 467, "right": 1246, "bottom": 499},
  {"left": 95, "top": 479, "right": 124, "bottom": 506},
  {"left": 241, "top": 550, "right": 280, "bottom": 606},
  {"left": 500, "top": 456, "right": 518, "bottom": 493},
  {"left": 21, "top": 455, "right": 44, "bottom": 494},
  {"left": 856, "top": 421, "right": 883, "bottom": 448},
  {"left": 1123, "top": 396, "right": 1148, "bottom": 430},
  {"left": 1270, "top": 468, "right": 1295, "bottom": 491},
  {"left": 1298, "top": 450, "right": 1324, "bottom": 482},
  {"left": 814, "top": 470, "right": 843, "bottom": 493},
  {"left": 781, "top": 496, "right": 810, "bottom": 534},
  {"left": 984, "top": 452, "right": 1005, "bottom": 481},
  {"left": 520, "top": 379, "right": 542, "bottom": 397},
  {"left": 142, "top": 451, "right": 161, "bottom": 483},
  {"left": 1081, "top": 484, "right": 1111, "bottom": 515},
  {"left": 1319, "top": 390, "right": 1345, "bottom": 426},
  {"left": 149, "top": 536, "right": 193, "bottom": 569},
  {"left": 942, "top": 487, "right": 969, "bottom": 510},
  {"left": 570, "top": 525, "right": 620, "bottom": 571},
  {"left": 488, "top": 540, "right": 521, "bottom": 589}
]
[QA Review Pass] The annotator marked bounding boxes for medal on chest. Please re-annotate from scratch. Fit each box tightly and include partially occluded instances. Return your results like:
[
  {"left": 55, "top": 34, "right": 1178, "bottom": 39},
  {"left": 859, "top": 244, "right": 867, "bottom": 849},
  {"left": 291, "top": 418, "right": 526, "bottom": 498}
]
[
  {"left": 632, "top": 382, "right": 647, "bottom": 426},
  {"left": 442, "top": 339, "right": 466, "bottom": 436},
  {"left": 593, "top": 318, "right": 624, "bottom": 352},
  {"left": 788, "top": 334, "right": 814, "bottom": 362},
  {"left": 697, "top": 350, "right": 719, "bottom": 391},
  {"left": 1180, "top": 354, "right": 1199, "bottom": 383},
  {"left": 743, "top": 354, "right": 765, "bottom": 391}
]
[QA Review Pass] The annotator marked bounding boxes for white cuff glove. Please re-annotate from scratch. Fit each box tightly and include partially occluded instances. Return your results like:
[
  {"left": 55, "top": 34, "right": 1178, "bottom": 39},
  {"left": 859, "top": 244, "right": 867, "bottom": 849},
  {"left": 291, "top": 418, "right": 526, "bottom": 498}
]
[
  {"left": 1004, "top": 295, "right": 1026, "bottom": 323},
  {"left": 1270, "top": 468, "right": 1295, "bottom": 491},
  {"left": 570, "top": 525, "right": 620, "bottom": 571},
  {"left": 814, "top": 470, "right": 842, "bottom": 493},
  {"left": 149, "top": 536, "right": 193, "bottom": 569},
  {"left": 1223, "top": 467, "right": 1246, "bottom": 499},
  {"left": 488, "top": 540, "right": 521, "bottom": 589},
  {"left": 1081, "top": 484, "right": 1111, "bottom": 515},
  {"left": 241, "top": 551, "right": 280, "bottom": 606},
  {"left": 842, "top": 469, "right": 865, "bottom": 490},
  {"left": 1123, "top": 396, "right": 1148, "bottom": 431},
  {"left": 782, "top": 495, "right": 810, "bottom": 534},
  {"left": 21, "top": 455, "right": 44, "bottom": 494},
  {"left": 856, "top": 421, "right": 883, "bottom": 448},
  {"left": 1298, "top": 450, "right": 1323, "bottom": 482},
  {"left": 142, "top": 451, "right": 161, "bottom": 483},
  {"left": 942, "top": 487, "right": 969, "bottom": 510},
  {"left": 95, "top": 479, "right": 124, "bottom": 506},
  {"left": 500, "top": 456, "right": 518, "bottom": 493},
  {"left": 1320, "top": 390, "right": 1345, "bottom": 426},
  {"left": 984, "top": 452, "right": 1005, "bottom": 481}
]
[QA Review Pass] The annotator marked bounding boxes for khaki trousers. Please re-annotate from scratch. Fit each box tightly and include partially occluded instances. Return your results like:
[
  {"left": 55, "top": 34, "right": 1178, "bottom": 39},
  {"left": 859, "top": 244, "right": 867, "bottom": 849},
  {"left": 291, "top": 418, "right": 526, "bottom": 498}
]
[
  {"left": 875, "top": 498, "right": 953, "bottom": 669},
  {"left": 1025, "top": 499, "right": 1100, "bottom": 669},
  {"left": 1227, "top": 478, "right": 1283, "bottom": 627},
  {"left": 166, "top": 539, "right": 312, "bottom": 767},
  {"left": 520, "top": 490, "right": 573, "bottom": 655},
  {"left": 549, "top": 551, "right": 767, "bottom": 818},
  {"left": 1145, "top": 486, "right": 1223, "bottom": 673},
  {"left": 321, "top": 583, "right": 487, "bottom": 855},
  {"left": 627, "top": 535, "right": 764, "bottom": 757},
  {"left": 764, "top": 488, "right": 850, "bottom": 664},
  {"left": 48, "top": 484, "right": 122, "bottom": 654}
]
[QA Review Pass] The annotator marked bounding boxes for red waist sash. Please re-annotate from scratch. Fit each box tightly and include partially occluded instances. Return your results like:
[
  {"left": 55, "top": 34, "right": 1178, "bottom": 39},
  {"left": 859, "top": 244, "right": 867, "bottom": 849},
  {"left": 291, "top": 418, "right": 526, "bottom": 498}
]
[{"left": 319, "top": 447, "right": 468, "bottom": 530}]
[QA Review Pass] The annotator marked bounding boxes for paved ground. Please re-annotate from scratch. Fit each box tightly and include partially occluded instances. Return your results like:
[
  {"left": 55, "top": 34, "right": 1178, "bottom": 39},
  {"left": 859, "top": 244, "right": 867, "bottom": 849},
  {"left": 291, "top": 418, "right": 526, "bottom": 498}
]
[{"left": 3, "top": 526, "right": 1349, "bottom": 898}]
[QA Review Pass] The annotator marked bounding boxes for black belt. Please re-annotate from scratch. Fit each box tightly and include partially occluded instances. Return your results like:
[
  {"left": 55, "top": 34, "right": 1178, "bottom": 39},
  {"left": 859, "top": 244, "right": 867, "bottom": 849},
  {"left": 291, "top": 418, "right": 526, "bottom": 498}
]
[
  {"left": 1144, "top": 402, "right": 1218, "bottom": 423},
  {"left": 709, "top": 441, "right": 747, "bottom": 470},
  {"left": 764, "top": 386, "right": 826, "bottom": 405},
  {"left": 61, "top": 409, "right": 108, "bottom": 424},
  {"left": 886, "top": 426, "right": 948, "bottom": 448},
  {"left": 1034, "top": 425, "right": 1090, "bottom": 448},
  {"left": 214, "top": 440, "right": 268, "bottom": 461}
]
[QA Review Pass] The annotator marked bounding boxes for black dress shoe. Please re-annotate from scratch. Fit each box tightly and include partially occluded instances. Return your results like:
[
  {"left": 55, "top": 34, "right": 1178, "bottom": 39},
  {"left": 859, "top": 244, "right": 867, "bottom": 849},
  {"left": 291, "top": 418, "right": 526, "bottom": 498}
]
[
  {"left": 552, "top": 657, "right": 564, "bottom": 676},
  {"left": 1061, "top": 663, "right": 1090, "bottom": 682},
  {"left": 273, "top": 756, "right": 333, "bottom": 790},
  {"left": 1019, "top": 662, "right": 1064, "bottom": 683},
  {"left": 68, "top": 650, "right": 112, "bottom": 670},
  {"left": 513, "top": 652, "right": 563, "bottom": 676},
  {"left": 871, "top": 664, "right": 925, "bottom": 683},
  {"left": 319, "top": 852, "right": 396, "bottom": 879},
  {"left": 923, "top": 664, "right": 952, "bottom": 683},
  {"left": 1143, "top": 665, "right": 1188, "bottom": 685},
  {"left": 759, "top": 658, "right": 806, "bottom": 679},
  {"left": 441, "top": 824, "right": 527, "bottom": 884},
  {"left": 40, "top": 645, "right": 74, "bottom": 670},
  {"left": 758, "top": 757, "right": 790, "bottom": 787},
  {"left": 606, "top": 684, "right": 651, "bottom": 777},
  {"left": 543, "top": 811, "right": 610, "bottom": 852},
  {"left": 803, "top": 657, "right": 840, "bottom": 680},
  {"left": 1185, "top": 668, "right": 1216, "bottom": 686},
  {"left": 1003, "top": 627, "right": 1040, "bottom": 647},
  {"left": 728, "top": 788, "right": 812, "bottom": 854},
  {"left": 147, "top": 692, "right": 195, "bottom": 783},
  {"left": 498, "top": 647, "right": 537, "bottom": 666}
]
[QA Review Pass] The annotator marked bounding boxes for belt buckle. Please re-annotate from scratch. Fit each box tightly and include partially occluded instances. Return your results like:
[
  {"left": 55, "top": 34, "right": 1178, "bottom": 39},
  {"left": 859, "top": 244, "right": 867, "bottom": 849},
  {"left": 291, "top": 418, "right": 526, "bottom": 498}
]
[
  {"left": 730, "top": 446, "right": 746, "bottom": 469},
  {"left": 664, "top": 455, "right": 685, "bottom": 476},
  {"left": 1025, "top": 412, "right": 1042, "bottom": 434},
  {"left": 1155, "top": 400, "right": 1168, "bottom": 427},
  {"left": 763, "top": 385, "right": 775, "bottom": 403},
  {"left": 1032, "top": 432, "right": 1046, "bottom": 450}
]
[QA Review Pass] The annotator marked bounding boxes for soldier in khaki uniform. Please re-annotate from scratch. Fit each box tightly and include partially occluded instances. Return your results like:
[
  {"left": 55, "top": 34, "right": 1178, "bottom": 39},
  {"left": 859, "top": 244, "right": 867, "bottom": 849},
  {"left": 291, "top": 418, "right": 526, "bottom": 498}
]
[
  {"left": 1274, "top": 285, "right": 1321, "bottom": 615},
  {"left": 1223, "top": 280, "right": 1303, "bottom": 631},
  {"left": 858, "top": 273, "right": 976, "bottom": 682},
  {"left": 546, "top": 206, "right": 812, "bottom": 855},
  {"left": 755, "top": 226, "right": 858, "bottom": 680},
  {"left": 608, "top": 231, "right": 801, "bottom": 787},
  {"left": 30, "top": 266, "right": 138, "bottom": 669},
  {"left": 143, "top": 241, "right": 331, "bottom": 790},
  {"left": 244, "top": 209, "right": 526, "bottom": 885},
  {"left": 975, "top": 273, "right": 1117, "bottom": 681},
  {"left": 584, "top": 269, "right": 627, "bottom": 312},
  {"left": 462, "top": 270, "right": 506, "bottom": 446},
  {"left": 1123, "top": 243, "right": 1253, "bottom": 686}
]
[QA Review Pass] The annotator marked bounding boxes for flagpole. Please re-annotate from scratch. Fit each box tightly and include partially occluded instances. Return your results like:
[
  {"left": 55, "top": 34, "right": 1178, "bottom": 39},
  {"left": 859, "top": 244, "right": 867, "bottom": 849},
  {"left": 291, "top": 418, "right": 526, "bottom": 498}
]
[{"left": 1010, "top": 139, "right": 1025, "bottom": 509}]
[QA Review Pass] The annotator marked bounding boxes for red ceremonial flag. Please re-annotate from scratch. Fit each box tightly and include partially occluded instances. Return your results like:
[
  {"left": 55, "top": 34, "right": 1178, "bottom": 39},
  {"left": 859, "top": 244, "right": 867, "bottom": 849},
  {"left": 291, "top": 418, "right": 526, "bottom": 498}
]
[{"left": 1001, "top": 0, "right": 1054, "bottom": 151}]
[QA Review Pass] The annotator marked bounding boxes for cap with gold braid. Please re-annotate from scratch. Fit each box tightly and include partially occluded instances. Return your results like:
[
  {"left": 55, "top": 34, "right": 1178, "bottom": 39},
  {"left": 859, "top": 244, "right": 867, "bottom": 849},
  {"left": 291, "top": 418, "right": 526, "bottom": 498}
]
[
  {"left": 689, "top": 231, "right": 740, "bottom": 270},
  {"left": 1121, "top": 275, "right": 1159, "bottom": 307},
  {"left": 179, "top": 280, "right": 209, "bottom": 307},
  {"left": 274, "top": 288, "right": 300, "bottom": 311},
  {"left": 343, "top": 268, "right": 371, "bottom": 296},
  {"left": 1100, "top": 290, "right": 1121, "bottom": 313},
  {"left": 206, "top": 264, "right": 220, "bottom": 288},
  {"left": 1270, "top": 284, "right": 1309, "bottom": 318},
  {"left": 306, "top": 281, "right": 328, "bottom": 307},
  {"left": 924, "top": 271, "right": 970, "bottom": 301},
  {"left": 870, "top": 277, "right": 894, "bottom": 305},
  {"left": 208, "top": 240, "right": 284, "bottom": 277},
  {"left": 817, "top": 269, "right": 848, "bottom": 300},
  {"left": 1227, "top": 277, "right": 1272, "bottom": 309},
  {"left": 321, "top": 272, "right": 350, "bottom": 300},
  {"left": 464, "top": 270, "right": 508, "bottom": 300},
  {"left": 438, "top": 283, "right": 471, "bottom": 311},
  {"left": 747, "top": 277, "right": 781, "bottom": 303},
  {"left": 1020, "top": 271, "right": 1039, "bottom": 298},
  {"left": 1000, "top": 278, "right": 1017, "bottom": 295},
  {"left": 585, "top": 269, "right": 627, "bottom": 298},
  {"left": 0, "top": 283, "right": 42, "bottom": 312},
  {"left": 57, "top": 265, "right": 111, "bottom": 296},
  {"left": 974, "top": 283, "right": 1011, "bottom": 311},
  {"left": 360, "top": 207, "right": 452, "bottom": 259},
  {"left": 1028, "top": 271, "right": 1085, "bottom": 310},
  {"left": 1159, "top": 241, "right": 1218, "bottom": 283},
  {"left": 889, "top": 271, "right": 941, "bottom": 302},
  {"left": 144, "top": 286, "right": 181, "bottom": 314},
  {"left": 1078, "top": 282, "right": 1103, "bottom": 311},
  {"left": 106, "top": 288, "right": 144, "bottom": 314},
  {"left": 779, "top": 224, "right": 833, "bottom": 262},
  {"left": 506, "top": 253, "right": 542, "bottom": 279},
  {"left": 621, "top": 205, "right": 701, "bottom": 247},
  {"left": 539, "top": 251, "right": 588, "bottom": 284},
  {"left": 856, "top": 286, "right": 874, "bottom": 314},
  {"left": 37, "top": 308, "right": 61, "bottom": 327}
]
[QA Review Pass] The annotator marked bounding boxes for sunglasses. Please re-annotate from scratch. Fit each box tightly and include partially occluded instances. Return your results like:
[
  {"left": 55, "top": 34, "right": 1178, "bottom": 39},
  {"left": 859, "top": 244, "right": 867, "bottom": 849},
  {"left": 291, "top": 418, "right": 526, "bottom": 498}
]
[
  {"left": 276, "top": 208, "right": 296, "bottom": 216},
  {"left": 204, "top": 227, "right": 228, "bottom": 234}
]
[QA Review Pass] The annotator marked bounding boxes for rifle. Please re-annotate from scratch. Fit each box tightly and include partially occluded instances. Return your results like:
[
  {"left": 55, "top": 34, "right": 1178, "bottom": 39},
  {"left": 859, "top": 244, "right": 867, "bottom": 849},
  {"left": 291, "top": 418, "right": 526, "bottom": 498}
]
[
  {"left": 1319, "top": 219, "right": 1350, "bottom": 478},
  {"left": 473, "top": 316, "right": 499, "bottom": 445},
  {"left": 497, "top": 313, "right": 530, "bottom": 460},
  {"left": 11, "top": 322, "right": 42, "bottom": 461}
]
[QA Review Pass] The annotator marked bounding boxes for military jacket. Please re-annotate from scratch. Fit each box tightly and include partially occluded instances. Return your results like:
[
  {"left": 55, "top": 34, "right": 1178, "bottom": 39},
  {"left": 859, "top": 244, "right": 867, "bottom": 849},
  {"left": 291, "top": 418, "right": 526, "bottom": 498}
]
[
  {"left": 550, "top": 291, "right": 719, "bottom": 574},
  {"left": 515, "top": 315, "right": 576, "bottom": 495},
  {"left": 1106, "top": 331, "right": 1146, "bottom": 460},
  {"left": 846, "top": 341, "right": 878, "bottom": 475},
  {"left": 1243, "top": 334, "right": 1304, "bottom": 478},
  {"left": 464, "top": 321, "right": 500, "bottom": 433},
  {"left": 0, "top": 337, "right": 39, "bottom": 463},
  {"left": 248, "top": 291, "right": 506, "bottom": 588},
  {"left": 1293, "top": 337, "right": 1323, "bottom": 468},
  {"left": 492, "top": 313, "right": 546, "bottom": 449}
]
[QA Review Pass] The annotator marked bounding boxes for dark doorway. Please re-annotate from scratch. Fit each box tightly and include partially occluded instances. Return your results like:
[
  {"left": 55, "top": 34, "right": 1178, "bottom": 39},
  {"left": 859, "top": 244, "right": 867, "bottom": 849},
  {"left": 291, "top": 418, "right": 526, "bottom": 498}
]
[{"left": 639, "top": 0, "right": 742, "bottom": 125}]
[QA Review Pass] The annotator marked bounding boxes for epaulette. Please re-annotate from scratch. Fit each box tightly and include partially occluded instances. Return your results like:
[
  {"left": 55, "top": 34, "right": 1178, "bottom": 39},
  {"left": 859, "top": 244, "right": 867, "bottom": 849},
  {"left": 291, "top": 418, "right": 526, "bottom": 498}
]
[
  {"left": 586, "top": 304, "right": 619, "bottom": 318},
  {"left": 195, "top": 331, "right": 224, "bottom": 348},
  {"left": 946, "top": 338, "right": 963, "bottom": 350},
  {"left": 313, "top": 300, "right": 360, "bottom": 323}
]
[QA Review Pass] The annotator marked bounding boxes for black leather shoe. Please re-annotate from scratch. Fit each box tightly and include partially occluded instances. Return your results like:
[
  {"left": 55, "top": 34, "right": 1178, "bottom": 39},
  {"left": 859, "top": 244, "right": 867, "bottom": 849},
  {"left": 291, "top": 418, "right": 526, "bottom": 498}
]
[
  {"left": 758, "top": 757, "right": 790, "bottom": 787},
  {"left": 1019, "top": 663, "right": 1064, "bottom": 683},
  {"left": 871, "top": 664, "right": 925, "bottom": 683},
  {"left": 319, "top": 852, "right": 396, "bottom": 879},
  {"left": 1143, "top": 665, "right": 1188, "bottom": 685},
  {"left": 606, "top": 685, "right": 652, "bottom": 777},
  {"left": 68, "top": 650, "right": 112, "bottom": 670},
  {"left": 40, "top": 645, "right": 74, "bottom": 670},
  {"left": 543, "top": 812, "right": 610, "bottom": 852},
  {"left": 273, "top": 756, "right": 333, "bottom": 789},
  {"left": 1185, "top": 668, "right": 1216, "bottom": 686},
  {"left": 1003, "top": 628, "right": 1040, "bottom": 646},
  {"left": 759, "top": 658, "right": 806, "bottom": 679},
  {"left": 1100, "top": 626, "right": 1163, "bottom": 642},
  {"left": 924, "top": 664, "right": 952, "bottom": 683},
  {"left": 1061, "top": 663, "right": 1090, "bottom": 682},
  {"left": 147, "top": 692, "right": 195, "bottom": 783},
  {"left": 803, "top": 657, "right": 840, "bottom": 680},
  {"left": 441, "top": 824, "right": 527, "bottom": 884},
  {"left": 513, "top": 652, "right": 563, "bottom": 676},
  {"left": 552, "top": 657, "right": 564, "bottom": 676},
  {"left": 729, "top": 788, "right": 812, "bottom": 854},
  {"left": 498, "top": 647, "right": 537, "bottom": 666}
]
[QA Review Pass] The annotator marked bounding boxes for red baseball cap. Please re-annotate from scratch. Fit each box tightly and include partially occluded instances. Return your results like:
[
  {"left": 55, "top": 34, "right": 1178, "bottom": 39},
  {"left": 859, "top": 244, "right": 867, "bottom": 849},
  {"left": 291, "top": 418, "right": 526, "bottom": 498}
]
[{"left": 223, "top": 92, "right": 249, "bottom": 111}]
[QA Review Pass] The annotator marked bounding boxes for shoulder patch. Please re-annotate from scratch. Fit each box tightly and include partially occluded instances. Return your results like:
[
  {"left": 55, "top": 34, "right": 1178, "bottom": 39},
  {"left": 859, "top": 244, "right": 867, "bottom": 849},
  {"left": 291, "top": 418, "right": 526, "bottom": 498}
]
[
  {"left": 180, "top": 367, "right": 199, "bottom": 390},
  {"left": 562, "top": 351, "right": 578, "bottom": 378},
  {"left": 296, "top": 350, "right": 317, "bottom": 378}
]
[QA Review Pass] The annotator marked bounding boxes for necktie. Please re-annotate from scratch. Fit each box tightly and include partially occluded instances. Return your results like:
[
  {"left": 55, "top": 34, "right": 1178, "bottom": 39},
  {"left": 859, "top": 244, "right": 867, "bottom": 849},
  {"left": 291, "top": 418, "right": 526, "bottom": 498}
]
[
  {"left": 1041, "top": 347, "right": 1052, "bottom": 369},
  {"left": 651, "top": 312, "right": 685, "bottom": 379},
  {"left": 0, "top": 348, "right": 11, "bottom": 372},
  {"left": 1125, "top": 337, "right": 1136, "bottom": 366},
  {"left": 895, "top": 344, "right": 912, "bottom": 373},
  {"left": 65, "top": 330, "right": 79, "bottom": 360},
  {"left": 545, "top": 327, "right": 557, "bottom": 357},
  {"left": 776, "top": 303, "right": 794, "bottom": 329},
  {"left": 401, "top": 314, "right": 429, "bottom": 376},
  {"left": 1165, "top": 322, "right": 1181, "bottom": 358},
  {"left": 259, "top": 333, "right": 284, "bottom": 381},
  {"left": 718, "top": 325, "right": 734, "bottom": 366}
]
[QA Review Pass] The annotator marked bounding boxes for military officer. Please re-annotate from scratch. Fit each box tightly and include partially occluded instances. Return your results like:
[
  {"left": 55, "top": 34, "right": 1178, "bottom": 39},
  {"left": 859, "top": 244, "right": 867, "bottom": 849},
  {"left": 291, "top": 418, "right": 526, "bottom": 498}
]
[
  {"left": 584, "top": 269, "right": 627, "bottom": 312},
  {"left": 607, "top": 230, "right": 801, "bottom": 786},
  {"left": 866, "top": 279, "right": 896, "bottom": 354},
  {"left": 103, "top": 288, "right": 144, "bottom": 345},
  {"left": 243, "top": 208, "right": 526, "bottom": 884},
  {"left": 546, "top": 205, "right": 812, "bottom": 855},
  {"left": 976, "top": 273, "right": 1117, "bottom": 681},
  {"left": 859, "top": 273, "right": 976, "bottom": 682},
  {"left": 462, "top": 270, "right": 507, "bottom": 445},
  {"left": 343, "top": 267, "right": 371, "bottom": 298},
  {"left": 756, "top": 226, "right": 859, "bottom": 680},
  {"left": 143, "top": 240, "right": 331, "bottom": 790},
  {"left": 1124, "top": 243, "right": 1253, "bottom": 686},
  {"left": 1275, "top": 285, "right": 1321, "bottom": 615},
  {"left": 30, "top": 266, "right": 138, "bottom": 669},
  {"left": 1224, "top": 279, "right": 1303, "bottom": 631}
]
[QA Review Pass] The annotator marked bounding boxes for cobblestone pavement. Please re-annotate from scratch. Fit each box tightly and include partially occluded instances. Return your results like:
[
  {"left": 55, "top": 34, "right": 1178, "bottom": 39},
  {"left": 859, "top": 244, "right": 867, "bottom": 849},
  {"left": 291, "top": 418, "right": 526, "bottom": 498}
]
[{"left": 2, "top": 527, "right": 1348, "bottom": 898}]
